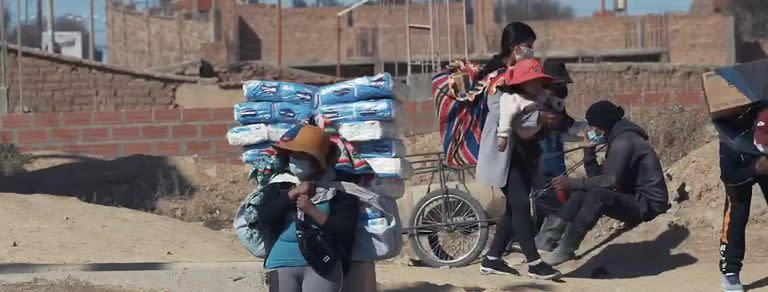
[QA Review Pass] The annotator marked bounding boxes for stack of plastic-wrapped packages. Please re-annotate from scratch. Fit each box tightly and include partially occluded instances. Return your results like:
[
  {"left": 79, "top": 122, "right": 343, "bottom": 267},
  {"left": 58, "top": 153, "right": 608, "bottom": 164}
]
[
  {"left": 229, "top": 81, "right": 317, "bottom": 165},
  {"left": 316, "top": 73, "right": 412, "bottom": 200}
]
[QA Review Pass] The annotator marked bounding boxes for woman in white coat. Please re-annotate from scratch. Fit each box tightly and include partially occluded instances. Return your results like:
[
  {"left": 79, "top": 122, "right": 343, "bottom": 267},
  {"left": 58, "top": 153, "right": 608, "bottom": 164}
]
[{"left": 475, "top": 22, "right": 562, "bottom": 280}]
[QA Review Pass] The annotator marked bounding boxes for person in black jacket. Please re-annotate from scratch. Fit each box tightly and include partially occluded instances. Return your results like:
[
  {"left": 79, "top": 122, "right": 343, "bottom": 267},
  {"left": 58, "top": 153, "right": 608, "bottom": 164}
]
[
  {"left": 546, "top": 100, "right": 670, "bottom": 265},
  {"left": 717, "top": 107, "right": 768, "bottom": 292},
  {"left": 256, "top": 125, "right": 358, "bottom": 292}
]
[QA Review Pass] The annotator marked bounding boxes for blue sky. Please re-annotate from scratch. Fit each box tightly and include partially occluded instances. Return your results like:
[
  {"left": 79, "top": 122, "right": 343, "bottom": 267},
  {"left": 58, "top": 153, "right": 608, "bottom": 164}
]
[
  {"left": 568, "top": 0, "right": 693, "bottom": 16},
  {"left": 4, "top": 0, "right": 693, "bottom": 57}
]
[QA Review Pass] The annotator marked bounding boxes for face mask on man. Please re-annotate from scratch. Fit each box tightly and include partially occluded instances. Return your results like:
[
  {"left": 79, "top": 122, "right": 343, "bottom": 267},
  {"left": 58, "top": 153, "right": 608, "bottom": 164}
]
[
  {"left": 587, "top": 129, "right": 607, "bottom": 145},
  {"left": 288, "top": 156, "right": 317, "bottom": 181},
  {"left": 514, "top": 46, "right": 535, "bottom": 61}
]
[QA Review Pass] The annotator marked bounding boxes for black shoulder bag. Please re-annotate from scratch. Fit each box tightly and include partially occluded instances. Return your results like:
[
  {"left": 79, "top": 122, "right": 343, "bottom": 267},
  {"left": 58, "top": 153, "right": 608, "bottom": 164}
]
[{"left": 295, "top": 212, "right": 344, "bottom": 276}]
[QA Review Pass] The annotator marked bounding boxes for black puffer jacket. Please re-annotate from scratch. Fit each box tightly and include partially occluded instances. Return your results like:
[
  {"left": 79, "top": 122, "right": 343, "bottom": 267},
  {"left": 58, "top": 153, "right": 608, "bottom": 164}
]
[{"left": 572, "top": 119, "right": 670, "bottom": 217}]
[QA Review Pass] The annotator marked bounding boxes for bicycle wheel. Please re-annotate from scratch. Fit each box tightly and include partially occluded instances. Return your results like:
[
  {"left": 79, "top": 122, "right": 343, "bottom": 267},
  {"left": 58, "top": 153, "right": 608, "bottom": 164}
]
[{"left": 409, "top": 188, "right": 489, "bottom": 268}]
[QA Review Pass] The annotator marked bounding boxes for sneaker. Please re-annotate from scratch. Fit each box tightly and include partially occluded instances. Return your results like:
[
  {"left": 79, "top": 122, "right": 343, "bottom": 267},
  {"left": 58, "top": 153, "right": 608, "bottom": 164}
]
[
  {"left": 528, "top": 262, "right": 562, "bottom": 280},
  {"left": 722, "top": 273, "right": 744, "bottom": 292},
  {"left": 480, "top": 257, "right": 520, "bottom": 276},
  {"left": 506, "top": 242, "right": 523, "bottom": 253}
]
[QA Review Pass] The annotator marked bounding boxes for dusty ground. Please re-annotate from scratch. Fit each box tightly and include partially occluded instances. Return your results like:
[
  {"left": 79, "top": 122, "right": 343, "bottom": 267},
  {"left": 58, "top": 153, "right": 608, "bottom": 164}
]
[
  {"left": 0, "top": 278, "right": 148, "bottom": 292},
  {"left": 0, "top": 152, "right": 255, "bottom": 231},
  {"left": 0, "top": 193, "right": 250, "bottom": 263},
  {"left": 7, "top": 128, "right": 768, "bottom": 291}
]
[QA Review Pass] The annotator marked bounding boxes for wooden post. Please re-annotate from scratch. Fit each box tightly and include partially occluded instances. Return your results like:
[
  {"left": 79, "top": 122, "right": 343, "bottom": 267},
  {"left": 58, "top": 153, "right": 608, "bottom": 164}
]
[
  {"left": 16, "top": 0, "right": 23, "bottom": 109},
  {"left": 336, "top": 16, "right": 341, "bottom": 78},
  {"left": 462, "top": 0, "right": 468, "bottom": 60},
  {"left": 446, "top": 0, "right": 452, "bottom": 61},
  {"left": 277, "top": 0, "right": 282, "bottom": 67},
  {"left": 0, "top": 0, "right": 7, "bottom": 87},
  {"left": 405, "top": 0, "right": 411, "bottom": 83}
]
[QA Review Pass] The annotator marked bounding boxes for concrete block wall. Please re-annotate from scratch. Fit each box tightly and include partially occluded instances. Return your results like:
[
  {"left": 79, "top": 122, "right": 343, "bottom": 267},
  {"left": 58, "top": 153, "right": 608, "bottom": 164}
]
[
  {"left": 1, "top": 108, "right": 240, "bottom": 164},
  {"left": 107, "top": 1, "right": 213, "bottom": 69}
]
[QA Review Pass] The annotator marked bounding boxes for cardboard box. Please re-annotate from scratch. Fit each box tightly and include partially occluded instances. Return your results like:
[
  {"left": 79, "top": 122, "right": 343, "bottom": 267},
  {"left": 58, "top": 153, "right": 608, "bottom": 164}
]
[{"left": 702, "top": 71, "right": 753, "bottom": 118}]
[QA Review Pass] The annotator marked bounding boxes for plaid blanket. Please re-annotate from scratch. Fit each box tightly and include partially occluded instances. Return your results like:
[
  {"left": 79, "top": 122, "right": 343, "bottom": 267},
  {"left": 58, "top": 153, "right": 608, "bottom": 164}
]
[{"left": 433, "top": 60, "right": 507, "bottom": 166}]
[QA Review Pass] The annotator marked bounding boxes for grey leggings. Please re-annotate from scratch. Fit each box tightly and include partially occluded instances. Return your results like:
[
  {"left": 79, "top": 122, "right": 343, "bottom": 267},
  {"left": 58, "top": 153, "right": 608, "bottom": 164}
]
[{"left": 268, "top": 264, "right": 343, "bottom": 292}]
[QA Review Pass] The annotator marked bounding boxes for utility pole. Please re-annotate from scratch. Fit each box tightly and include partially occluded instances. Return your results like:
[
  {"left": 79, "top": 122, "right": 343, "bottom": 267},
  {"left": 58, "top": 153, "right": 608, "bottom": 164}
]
[
  {"left": 46, "top": 0, "right": 53, "bottom": 53},
  {"left": 88, "top": 0, "right": 94, "bottom": 59}
]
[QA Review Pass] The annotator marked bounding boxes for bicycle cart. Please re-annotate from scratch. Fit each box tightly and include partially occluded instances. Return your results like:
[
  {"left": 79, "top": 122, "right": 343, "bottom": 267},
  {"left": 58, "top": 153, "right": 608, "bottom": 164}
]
[
  {"left": 402, "top": 152, "right": 493, "bottom": 268},
  {"left": 401, "top": 144, "right": 594, "bottom": 268}
]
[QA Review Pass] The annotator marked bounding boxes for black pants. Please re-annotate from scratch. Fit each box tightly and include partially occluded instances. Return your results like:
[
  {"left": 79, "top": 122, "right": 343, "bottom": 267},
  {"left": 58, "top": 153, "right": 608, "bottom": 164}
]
[
  {"left": 486, "top": 149, "right": 541, "bottom": 263},
  {"left": 533, "top": 176, "right": 567, "bottom": 228},
  {"left": 556, "top": 188, "right": 647, "bottom": 231},
  {"left": 720, "top": 179, "right": 768, "bottom": 274}
]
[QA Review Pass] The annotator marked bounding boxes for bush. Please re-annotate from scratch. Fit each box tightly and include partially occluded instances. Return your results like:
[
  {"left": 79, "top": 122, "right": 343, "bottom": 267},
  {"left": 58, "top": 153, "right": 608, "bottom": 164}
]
[{"left": 0, "top": 143, "right": 31, "bottom": 175}]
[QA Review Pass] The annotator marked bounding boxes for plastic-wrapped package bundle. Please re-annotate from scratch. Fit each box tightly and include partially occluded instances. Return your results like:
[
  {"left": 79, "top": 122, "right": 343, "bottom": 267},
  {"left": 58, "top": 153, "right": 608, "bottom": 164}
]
[
  {"left": 273, "top": 102, "right": 314, "bottom": 123},
  {"left": 235, "top": 102, "right": 314, "bottom": 125},
  {"left": 337, "top": 121, "right": 397, "bottom": 142},
  {"left": 234, "top": 102, "right": 273, "bottom": 125},
  {"left": 267, "top": 123, "right": 294, "bottom": 141},
  {"left": 243, "top": 80, "right": 317, "bottom": 105},
  {"left": 227, "top": 124, "right": 269, "bottom": 146},
  {"left": 318, "top": 73, "right": 394, "bottom": 105},
  {"left": 317, "top": 99, "right": 399, "bottom": 124},
  {"left": 360, "top": 176, "right": 405, "bottom": 199},
  {"left": 366, "top": 157, "right": 413, "bottom": 179},
  {"left": 241, "top": 142, "right": 273, "bottom": 164},
  {"left": 353, "top": 139, "right": 406, "bottom": 158}
]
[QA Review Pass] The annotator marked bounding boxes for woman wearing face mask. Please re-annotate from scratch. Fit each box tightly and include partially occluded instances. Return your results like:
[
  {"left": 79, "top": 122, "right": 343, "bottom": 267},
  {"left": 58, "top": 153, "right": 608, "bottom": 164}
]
[
  {"left": 476, "top": 22, "right": 536, "bottom": 81},
  {"left": 256, "top": 125, "right": 358, "bottom": 292},
  {"left": 476, "top": 57, "right": 563, "bottom": 280},
  {"left": 546, "top": 101, "right": 670, "bottom": 266}
]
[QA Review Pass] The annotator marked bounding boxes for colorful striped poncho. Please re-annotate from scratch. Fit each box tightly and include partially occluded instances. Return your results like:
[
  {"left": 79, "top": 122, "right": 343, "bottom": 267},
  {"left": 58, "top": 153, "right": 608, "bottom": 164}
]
[{"left": 433, "top": 60, "right": 507, "bottom": 166}]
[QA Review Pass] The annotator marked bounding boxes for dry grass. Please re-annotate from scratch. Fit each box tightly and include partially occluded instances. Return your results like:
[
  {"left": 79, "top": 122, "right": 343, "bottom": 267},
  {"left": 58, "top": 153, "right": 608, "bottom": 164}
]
[{"left": 0, "top": 143, "right": 31, "bottom": 176}]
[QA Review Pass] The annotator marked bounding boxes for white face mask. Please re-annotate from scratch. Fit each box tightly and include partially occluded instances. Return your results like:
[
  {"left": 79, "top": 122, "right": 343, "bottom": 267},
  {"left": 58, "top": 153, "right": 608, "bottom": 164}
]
[
  {"left": 514, "top": 46, "right": 535, "bottom": 61},
  {"left": 288, "top": 156, "right": 317, "bottom": 181}
]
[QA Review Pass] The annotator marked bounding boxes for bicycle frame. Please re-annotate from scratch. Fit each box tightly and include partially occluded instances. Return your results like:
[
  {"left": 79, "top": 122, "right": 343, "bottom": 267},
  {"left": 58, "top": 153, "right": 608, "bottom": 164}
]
[{"left": 402, "top": 152, "right": 497, "bottom": 233}]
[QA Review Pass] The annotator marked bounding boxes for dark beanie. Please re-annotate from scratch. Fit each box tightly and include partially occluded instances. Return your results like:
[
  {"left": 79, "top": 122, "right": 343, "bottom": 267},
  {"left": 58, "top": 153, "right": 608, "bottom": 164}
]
[{"left": 585, "top": 100, "right": 625, "bottom": 131}]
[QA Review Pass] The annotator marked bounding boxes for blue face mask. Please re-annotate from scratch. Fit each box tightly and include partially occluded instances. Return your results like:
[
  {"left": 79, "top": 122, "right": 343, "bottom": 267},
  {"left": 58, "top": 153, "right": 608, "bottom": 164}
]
[
  {"left": 587, "top": 129, "right": 606, "bottom": 144},
  {"left": 288, "top": 156, "right": 317, "bottom": 181}
]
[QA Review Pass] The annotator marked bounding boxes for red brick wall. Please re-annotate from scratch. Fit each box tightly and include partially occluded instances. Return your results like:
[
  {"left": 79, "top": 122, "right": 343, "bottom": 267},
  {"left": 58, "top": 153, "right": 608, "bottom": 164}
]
[{"left": 2, "top": 108, "right": 240, "bottom": 164}]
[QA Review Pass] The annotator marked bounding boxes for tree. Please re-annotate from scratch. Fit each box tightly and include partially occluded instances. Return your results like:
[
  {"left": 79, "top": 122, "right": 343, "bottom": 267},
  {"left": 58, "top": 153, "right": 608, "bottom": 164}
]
[
  {"left": 293, "top": 0, "right": 308, "bottom": 8},
  {"left": 727, "top": 0, "right": 768, "bottom": 40},
  {"left": 315, "top": 0, "right": 341, "bottom": 7},
  {"left": 10, "top": 15, "right": 91, "bottom": 56},
  {"left": 494, "top": 0, "right": 574, "bottom": 23}
]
